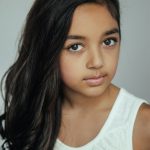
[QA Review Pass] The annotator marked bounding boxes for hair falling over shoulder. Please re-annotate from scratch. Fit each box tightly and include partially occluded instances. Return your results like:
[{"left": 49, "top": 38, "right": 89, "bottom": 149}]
[{"left": 0, "top": 0, "right": 120, "bottom": 149}]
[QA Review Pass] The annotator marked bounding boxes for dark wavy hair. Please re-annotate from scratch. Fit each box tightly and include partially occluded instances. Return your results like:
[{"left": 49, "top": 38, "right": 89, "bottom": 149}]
[{"left": 0, "top": 0, "right": 121, "bottom": 149}]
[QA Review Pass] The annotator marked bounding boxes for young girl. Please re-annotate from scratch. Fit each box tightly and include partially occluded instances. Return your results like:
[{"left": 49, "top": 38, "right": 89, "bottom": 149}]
[{"left": 0, "top": 0, "right": 150, "bottom": 149}]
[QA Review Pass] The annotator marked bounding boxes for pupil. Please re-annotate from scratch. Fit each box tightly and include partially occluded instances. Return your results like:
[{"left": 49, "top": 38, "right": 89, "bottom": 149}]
[
  {"left": 105, "top": 40, "right": 111, "bottom": 45},
  {"left": 72, "top": 44, "right": 78, "bottom": 50}
]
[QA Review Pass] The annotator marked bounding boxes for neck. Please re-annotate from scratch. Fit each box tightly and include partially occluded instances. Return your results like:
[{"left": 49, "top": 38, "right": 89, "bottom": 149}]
[{"left": 62, "top": 84, "right": 119, "bottom": 112}]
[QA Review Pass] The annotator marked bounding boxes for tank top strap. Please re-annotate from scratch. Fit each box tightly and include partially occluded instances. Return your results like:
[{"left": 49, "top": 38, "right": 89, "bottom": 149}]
[
  {"left": 98, "top": 88, "right": 148, "bottom": 150},
  {"left": 54, "top": 88, "right": 149, "bottom": 150}
]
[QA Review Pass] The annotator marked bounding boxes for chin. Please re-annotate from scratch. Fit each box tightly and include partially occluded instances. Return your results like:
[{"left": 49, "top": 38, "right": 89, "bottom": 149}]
[{"left": 80, "top": 86, "right": 108, "bottom": 98}]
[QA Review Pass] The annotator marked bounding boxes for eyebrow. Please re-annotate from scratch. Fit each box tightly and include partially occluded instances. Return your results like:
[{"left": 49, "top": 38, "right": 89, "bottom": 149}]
[{"left": 66, "top": 28, "right": 119, "bottom": 40}]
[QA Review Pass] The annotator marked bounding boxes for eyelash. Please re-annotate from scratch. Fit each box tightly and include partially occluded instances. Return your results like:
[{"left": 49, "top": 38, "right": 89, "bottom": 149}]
[
  {"left": 65, "top": 42, "right": 84, "bottom": 53},
  {"left": 65, "top": 37, "right": 118, "bottom": 52},
  {"left": 102, "top": 37, "right": 118, "bottom": 47}
]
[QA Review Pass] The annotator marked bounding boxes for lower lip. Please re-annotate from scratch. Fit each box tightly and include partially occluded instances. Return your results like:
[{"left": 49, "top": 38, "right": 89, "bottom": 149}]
[{"left": 84, "top": 76, "right": 105, "bottom": 86}]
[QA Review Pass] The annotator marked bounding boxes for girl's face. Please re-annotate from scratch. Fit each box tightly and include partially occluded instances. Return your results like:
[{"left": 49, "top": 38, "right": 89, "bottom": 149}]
[{"left": 59, "top": 3, "right": 120, "bottom": 98}]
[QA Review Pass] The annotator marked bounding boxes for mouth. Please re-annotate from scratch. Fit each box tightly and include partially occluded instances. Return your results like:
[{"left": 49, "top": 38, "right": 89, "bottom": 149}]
[{"left": 83, "top": 74, "right": 107, "bottom": 86}]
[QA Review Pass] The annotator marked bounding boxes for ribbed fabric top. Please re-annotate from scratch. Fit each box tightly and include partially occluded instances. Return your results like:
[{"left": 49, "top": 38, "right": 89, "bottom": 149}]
[{"left": 54, "top": 88, "right": 148, "bottom": 150}]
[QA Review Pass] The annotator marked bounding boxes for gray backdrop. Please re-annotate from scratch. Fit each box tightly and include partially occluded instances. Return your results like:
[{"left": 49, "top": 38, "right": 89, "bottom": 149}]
[{"left": 0, "top": 0, "right": 150, "bottom": 113}]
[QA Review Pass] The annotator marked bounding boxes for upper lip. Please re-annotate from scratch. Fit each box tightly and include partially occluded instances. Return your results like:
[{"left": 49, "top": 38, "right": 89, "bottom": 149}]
[{"left": 84, "top": 74, "right": 106, "bottom": 80}]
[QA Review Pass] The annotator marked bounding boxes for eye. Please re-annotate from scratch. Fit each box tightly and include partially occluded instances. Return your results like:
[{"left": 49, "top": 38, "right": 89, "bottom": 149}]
[
  {"left": 67, "top": 43, "right": 83, "bottom": 52},
  {"left": 102, "top": 38, "right": 118, "bottom": 47}
]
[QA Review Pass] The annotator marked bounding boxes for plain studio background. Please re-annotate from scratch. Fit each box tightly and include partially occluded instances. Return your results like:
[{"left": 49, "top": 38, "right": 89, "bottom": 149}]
[{"left": 0, "top": 0, "right": 150, "bottom": 114}]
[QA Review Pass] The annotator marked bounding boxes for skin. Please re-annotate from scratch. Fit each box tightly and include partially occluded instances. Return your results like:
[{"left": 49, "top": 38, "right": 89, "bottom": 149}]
[
  {"left": 133, "top": 103, "right": 150, "bottom": 150},
  {"left": 58, "top": 3, "right": 150, "bottom": 149}
]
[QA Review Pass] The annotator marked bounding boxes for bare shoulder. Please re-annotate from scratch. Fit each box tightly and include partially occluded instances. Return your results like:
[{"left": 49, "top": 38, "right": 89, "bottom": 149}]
[{"left": 133, "top": 103, "right": 150, "bottom": 150}]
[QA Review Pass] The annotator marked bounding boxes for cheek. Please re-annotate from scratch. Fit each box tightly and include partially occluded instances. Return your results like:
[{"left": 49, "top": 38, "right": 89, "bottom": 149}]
[
  {"left": 105, "top": 51, "right": 119, "bottom": 75},
  {"left": 60, "top": 64, "right": 75, "bottom": 81},
  {"left": 110, "top": 55, "right": 119, "bottom": 75},
  {"left": 59, "top": 55, "right": 80, "bottom": 85}
]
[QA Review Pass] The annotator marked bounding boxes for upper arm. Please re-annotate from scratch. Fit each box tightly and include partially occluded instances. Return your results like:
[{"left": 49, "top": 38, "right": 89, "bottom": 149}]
[{"left": 133, "top": 103, "right": 150, "bottom": 150}]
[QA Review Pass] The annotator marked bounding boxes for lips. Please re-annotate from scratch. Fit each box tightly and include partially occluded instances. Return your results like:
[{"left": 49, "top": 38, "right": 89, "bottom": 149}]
[{"left": 84, "top": 74, "right": 106, "bottom": 86}]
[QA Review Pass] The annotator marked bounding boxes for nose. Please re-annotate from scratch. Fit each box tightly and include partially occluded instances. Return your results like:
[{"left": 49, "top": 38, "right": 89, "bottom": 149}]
[{"left": 86, "top": 48, "right": 104, "bottom": 69}]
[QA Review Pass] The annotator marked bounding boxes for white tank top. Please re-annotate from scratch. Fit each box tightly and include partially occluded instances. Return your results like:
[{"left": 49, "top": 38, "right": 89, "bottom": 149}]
[{"left": 54, "top": 88, "right": 148, "bottom": 150}]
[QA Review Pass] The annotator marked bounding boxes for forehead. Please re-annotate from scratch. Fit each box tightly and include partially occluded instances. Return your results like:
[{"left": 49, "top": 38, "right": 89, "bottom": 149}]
[{"left": 68, "top": 3, "right": 118, "bottom": 36}]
